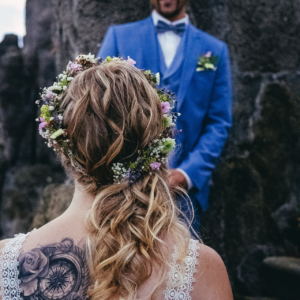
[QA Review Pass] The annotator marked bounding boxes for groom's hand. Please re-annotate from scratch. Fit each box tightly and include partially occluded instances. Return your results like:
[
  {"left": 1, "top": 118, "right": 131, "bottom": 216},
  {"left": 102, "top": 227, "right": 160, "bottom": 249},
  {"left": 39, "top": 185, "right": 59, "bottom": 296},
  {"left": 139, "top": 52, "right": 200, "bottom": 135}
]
[{"left": 168, "top": 169, "right": 188, "bottom": 189}]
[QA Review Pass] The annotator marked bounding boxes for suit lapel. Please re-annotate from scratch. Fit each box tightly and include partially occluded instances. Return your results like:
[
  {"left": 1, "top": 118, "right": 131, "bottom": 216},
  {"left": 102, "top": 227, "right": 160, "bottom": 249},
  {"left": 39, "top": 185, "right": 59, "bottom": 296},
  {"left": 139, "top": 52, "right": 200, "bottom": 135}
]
[
  {"left": 138, "top": 17, "right": 161, "bottom": 74},
  {"left": 177, "top": 24, "right": 202, "bottom": 110}
]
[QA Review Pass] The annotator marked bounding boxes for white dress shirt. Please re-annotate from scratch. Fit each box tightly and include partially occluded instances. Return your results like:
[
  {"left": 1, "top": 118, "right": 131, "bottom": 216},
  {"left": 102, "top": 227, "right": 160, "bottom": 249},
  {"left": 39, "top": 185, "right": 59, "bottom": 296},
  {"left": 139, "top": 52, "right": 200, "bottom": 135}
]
[
  {"left": 151, "top": 10, "right": 189, "bottom": 68},
  {"left": 152, "top": 10, "right": 193, "bottom": 190}
]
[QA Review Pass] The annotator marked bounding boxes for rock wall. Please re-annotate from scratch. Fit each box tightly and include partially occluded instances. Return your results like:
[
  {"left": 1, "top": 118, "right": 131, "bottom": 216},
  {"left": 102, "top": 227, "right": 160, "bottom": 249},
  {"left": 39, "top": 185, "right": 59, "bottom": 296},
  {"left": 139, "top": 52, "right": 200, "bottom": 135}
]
[
  {"left": 51, "top": 0, "right": 151, "bottom": 72},
  {"left": 0, "top": 0, "right": 65, "bottom": 237},
  {"left": 1, "top": 0, "right": 300, "bottom": 298}
]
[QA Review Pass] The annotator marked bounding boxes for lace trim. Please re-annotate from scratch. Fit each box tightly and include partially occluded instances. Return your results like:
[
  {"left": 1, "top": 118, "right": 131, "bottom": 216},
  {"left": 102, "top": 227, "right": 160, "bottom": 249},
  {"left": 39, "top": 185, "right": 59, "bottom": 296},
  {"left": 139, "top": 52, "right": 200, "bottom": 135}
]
[
  {"left": 164, "top": 239, "right": 200, "bottom": 300},
  {"left": 0, "top": 232, "right": 31, "bottom": 300}
]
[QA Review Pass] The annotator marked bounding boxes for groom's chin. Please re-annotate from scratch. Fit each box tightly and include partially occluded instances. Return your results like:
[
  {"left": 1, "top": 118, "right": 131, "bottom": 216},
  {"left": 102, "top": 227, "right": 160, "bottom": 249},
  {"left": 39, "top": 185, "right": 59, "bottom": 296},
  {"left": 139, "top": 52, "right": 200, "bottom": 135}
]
[{"left": 159, "top": 9, "right": 182, "bottom": 19}]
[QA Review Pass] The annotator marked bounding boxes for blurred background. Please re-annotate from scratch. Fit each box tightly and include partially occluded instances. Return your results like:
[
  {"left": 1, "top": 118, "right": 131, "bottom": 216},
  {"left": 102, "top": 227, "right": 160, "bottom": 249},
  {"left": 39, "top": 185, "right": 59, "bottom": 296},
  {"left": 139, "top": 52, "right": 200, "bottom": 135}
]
[{"left": 1, "top": 0, "right": 300, "bottom": 299}]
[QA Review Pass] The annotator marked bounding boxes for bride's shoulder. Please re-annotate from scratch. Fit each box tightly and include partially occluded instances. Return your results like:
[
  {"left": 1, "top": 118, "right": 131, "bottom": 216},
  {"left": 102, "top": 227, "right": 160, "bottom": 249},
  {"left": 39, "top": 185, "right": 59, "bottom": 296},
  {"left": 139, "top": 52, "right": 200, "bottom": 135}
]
[
  {"left": 191, "top": 242, "right": 233, "bottom": 300},
  {"left": 0, "top": 239, "right": 11, "bottom": 251}
]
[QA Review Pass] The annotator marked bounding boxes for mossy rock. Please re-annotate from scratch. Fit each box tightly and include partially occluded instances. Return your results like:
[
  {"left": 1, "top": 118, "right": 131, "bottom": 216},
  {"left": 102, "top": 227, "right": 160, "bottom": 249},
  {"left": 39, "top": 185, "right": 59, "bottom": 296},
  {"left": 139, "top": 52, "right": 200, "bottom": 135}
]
[
  {"left": 14, "top": 165, "right": 60, "bottom": 189},
  {"left": 31, "top": 183, "right": 74, "bottom": 229},
  {"left": 1, "top": 164, "right": 66, "bottom": 238}
]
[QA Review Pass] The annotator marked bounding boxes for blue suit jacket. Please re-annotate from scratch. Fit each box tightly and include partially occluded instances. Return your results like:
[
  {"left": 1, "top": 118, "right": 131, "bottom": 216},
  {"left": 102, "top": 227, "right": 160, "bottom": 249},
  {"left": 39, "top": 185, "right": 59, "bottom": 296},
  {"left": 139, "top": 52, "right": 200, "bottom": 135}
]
[{"left": 98, "top": 16, "right": 232, "bottom": 211}]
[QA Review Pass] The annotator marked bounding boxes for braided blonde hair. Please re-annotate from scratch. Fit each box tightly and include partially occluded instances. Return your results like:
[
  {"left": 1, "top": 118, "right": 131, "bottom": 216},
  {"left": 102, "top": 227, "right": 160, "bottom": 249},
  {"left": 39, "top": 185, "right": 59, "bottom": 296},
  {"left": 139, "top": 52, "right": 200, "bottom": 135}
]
[{"left": 60, "top": 61, "right": 191, "bottom": 300}]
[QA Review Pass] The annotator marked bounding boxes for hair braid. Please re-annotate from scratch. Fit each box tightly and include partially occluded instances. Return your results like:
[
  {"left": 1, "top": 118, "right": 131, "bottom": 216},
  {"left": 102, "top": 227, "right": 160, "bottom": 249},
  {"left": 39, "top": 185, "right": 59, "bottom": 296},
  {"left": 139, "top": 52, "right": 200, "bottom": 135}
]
[{"left": 59, "top": 61, "right": 191, "bottom": 300}]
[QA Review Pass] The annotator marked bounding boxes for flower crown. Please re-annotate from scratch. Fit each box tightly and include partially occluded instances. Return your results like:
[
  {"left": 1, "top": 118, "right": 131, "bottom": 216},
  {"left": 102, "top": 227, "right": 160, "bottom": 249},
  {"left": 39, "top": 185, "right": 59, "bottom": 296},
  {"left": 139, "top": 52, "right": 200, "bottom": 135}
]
[{"left": 36, "top": 54, "right": 179, "bottom": 184}]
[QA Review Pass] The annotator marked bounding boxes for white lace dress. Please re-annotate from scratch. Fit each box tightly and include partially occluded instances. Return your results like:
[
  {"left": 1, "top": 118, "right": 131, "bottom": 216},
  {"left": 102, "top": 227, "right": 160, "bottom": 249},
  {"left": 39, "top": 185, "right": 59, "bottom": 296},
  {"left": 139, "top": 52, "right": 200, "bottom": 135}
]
[{"left": 0, "top": 234, "right": 199, "bottom": 300}]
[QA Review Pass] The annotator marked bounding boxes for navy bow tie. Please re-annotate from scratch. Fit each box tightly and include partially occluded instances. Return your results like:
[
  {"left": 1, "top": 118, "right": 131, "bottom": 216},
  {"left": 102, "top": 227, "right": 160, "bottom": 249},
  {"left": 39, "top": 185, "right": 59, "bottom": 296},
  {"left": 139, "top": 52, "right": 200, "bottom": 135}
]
[{"left": 155, "top": 20, "right": 186, "bottom": 36}]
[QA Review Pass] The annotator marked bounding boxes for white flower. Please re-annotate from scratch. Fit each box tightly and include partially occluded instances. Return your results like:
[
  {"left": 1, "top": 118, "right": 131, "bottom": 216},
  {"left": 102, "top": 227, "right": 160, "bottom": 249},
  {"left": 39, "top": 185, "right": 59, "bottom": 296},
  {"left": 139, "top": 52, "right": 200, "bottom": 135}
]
[
  {"left": 63, "top": 86, "right": 67, "bottom": 90},
  {"left": 49, "top": 85, "right": 62, "bottom": 91},
  {"left": 58, "top": 74, "right": 63, "bottom": 78},
  {"left": 49, "top": 106, "right": 54, "bottom": 111},
  {"left": 50, "top": 117, "right": 54, "bottom": 121},
  {"left": 76, "top": 53, "right": 97, "bottom": 64},
  {"left": 35, "top": 100, "right": 40, "bottom": 104},
  {"left": 58, "top": 114, "right": 63, "bottom": 120},
  {"left": 67, "top": 77, "right": 73, "bottom": 81},
  {"left": 155, "top": 72, "right": 160, "bottom": 85},
  {"left": 86, "top": 53, "right": 97, "bottom": 63},
  {"left": 63, "top": 75, "right": 67, "bottom": 79}
]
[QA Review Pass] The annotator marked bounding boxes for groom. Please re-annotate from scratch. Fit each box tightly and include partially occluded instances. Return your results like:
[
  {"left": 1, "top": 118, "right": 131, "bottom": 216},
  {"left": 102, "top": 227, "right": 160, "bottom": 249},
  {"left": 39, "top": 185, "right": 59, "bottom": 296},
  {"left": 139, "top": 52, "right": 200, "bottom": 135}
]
[{"left": 98, "top": 0, "right": 232, "bottom": 232}]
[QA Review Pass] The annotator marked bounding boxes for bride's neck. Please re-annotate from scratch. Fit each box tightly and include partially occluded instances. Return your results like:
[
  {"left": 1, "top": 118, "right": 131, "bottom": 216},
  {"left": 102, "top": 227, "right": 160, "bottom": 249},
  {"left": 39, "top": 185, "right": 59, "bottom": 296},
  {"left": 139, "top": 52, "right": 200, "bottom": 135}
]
[{"left": 64, "top": 182, "right": 96, "bottom": 217}]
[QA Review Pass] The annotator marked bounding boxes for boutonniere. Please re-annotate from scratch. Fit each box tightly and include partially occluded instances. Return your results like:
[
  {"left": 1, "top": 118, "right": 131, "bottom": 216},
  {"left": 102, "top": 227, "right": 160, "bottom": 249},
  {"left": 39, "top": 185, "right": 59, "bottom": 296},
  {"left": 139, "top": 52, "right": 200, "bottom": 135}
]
[{"left": 196, "top": 51, "right": 219, "bottom": 72}]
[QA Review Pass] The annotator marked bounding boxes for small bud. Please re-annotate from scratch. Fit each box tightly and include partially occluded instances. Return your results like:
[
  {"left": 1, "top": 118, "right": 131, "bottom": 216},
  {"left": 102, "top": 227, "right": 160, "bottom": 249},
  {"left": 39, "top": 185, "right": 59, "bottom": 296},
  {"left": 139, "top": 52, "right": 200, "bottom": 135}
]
[
  {"left": 35, "top": 100, "right": 40, "bottom": 104},
  {"left": 36, "top": 118, "right": 39, "bottom": 122}
]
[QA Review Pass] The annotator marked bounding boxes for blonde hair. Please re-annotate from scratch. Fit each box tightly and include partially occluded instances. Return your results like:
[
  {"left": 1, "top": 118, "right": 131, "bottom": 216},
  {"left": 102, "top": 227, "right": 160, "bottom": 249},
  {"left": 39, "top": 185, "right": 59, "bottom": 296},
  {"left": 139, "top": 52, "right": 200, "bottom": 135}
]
[{"left": 60, "top": 61, "right": 191, "bottom": 300}]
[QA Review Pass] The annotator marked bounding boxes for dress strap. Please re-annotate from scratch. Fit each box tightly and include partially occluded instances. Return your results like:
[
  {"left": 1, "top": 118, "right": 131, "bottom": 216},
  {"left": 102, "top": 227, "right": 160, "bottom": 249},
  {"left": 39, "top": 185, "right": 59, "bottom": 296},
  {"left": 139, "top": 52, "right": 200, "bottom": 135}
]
[
  {"left": 0, "top": 230, "right": 35, "bottom": 300},
  {"left": 164, "top": 239, "right": 200, "bottom": 300}
]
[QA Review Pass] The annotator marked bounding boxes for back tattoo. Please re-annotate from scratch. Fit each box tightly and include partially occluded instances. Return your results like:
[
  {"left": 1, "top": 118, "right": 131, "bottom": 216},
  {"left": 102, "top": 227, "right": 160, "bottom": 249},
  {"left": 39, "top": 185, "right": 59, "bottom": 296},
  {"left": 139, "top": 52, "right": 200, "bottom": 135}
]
[{"left": 18, "top": 238, "right": 90, "bottom": 300}]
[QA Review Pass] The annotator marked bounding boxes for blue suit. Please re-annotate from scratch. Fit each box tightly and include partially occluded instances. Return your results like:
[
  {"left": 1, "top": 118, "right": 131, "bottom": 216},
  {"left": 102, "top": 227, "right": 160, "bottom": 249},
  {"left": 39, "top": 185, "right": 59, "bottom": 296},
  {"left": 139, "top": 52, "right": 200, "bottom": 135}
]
[{"left": 98, "top": 16, "right": 232, "bottom": 228}]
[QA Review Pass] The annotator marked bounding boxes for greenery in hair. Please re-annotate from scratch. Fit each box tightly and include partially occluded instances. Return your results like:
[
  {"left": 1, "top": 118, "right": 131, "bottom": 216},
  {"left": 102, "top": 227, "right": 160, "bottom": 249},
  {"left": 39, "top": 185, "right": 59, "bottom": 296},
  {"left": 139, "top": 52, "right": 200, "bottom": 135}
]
[{"left": 36, "top": 54, "right": 180, "bottom": 184}]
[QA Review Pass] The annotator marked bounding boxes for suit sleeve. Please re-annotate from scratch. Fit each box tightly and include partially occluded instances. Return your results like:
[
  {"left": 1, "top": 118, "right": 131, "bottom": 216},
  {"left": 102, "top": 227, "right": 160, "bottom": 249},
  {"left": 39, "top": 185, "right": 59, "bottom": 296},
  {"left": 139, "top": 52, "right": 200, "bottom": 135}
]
[
  {"left": 97, "top": 26, "right": 118, "bottom": 59},
  {"left": 178, "top": 44, "right": 232, "bottom": 194}
]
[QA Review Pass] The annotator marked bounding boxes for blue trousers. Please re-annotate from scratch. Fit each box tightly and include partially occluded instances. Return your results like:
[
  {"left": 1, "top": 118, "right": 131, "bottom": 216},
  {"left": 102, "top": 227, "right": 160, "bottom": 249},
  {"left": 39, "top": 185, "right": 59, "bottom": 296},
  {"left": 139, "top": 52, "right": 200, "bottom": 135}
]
[{"left": 177, "top": 193, "right": 202, "bottom": 238}]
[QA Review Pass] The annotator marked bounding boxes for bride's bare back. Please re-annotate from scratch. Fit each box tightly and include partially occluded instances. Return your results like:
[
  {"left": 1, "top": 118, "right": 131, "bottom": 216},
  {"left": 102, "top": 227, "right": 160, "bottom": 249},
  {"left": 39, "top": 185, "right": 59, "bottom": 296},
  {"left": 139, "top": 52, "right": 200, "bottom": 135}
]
[{"left": 0, "top": 202, "right": 233, "bottom": 300}]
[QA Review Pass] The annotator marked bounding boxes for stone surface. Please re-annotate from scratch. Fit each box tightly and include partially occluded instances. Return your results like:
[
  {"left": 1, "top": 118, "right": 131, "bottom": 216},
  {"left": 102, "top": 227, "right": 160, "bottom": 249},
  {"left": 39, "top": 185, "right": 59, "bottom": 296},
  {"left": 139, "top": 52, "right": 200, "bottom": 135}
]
[
  {"left": 0, "top": 34, "right": 27, "bottom": 166},
  {"left": 263, "top": 257, "right": 300, "bottom": 300},
  {"left": 234, "top": 297, "right": 279, "bottom": 300},
  {"left": 1, "top": 165, "right": 65, "bottom": 238},
  {"left": 51, "top": 0, "right": 151, "bottom": 72},
  {"left": 31, "top": 183, "right": 74, "bottom": 229},
  {"left": 0, "top": 0, "right": 65, "bottom": 236},
  {"left": 263, "top": 257, "right": 300, "bottom": 276}
]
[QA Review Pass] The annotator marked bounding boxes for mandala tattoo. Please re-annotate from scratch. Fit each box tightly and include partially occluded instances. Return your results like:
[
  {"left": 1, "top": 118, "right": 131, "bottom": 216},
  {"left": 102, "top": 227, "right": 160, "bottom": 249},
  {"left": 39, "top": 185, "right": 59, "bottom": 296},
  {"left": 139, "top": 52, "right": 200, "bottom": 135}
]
[{"left": 18, "top": 238, "right": 90, "bottom": 300}]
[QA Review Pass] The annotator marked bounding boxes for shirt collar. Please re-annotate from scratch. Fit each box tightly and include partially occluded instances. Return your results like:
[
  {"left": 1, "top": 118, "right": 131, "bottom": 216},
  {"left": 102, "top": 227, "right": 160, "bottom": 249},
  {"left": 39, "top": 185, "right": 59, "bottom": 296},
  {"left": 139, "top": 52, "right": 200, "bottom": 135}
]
[{"left": 151, "top": 10, "right": 189, "bottom": 26}]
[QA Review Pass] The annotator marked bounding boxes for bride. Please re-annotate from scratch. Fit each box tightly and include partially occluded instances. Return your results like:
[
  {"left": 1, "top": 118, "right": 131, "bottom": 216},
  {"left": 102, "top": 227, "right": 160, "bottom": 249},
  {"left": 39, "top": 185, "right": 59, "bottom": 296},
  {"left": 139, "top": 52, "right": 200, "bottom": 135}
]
[{"left": 0, "top": 55, "right": 233, "bottom": 300}]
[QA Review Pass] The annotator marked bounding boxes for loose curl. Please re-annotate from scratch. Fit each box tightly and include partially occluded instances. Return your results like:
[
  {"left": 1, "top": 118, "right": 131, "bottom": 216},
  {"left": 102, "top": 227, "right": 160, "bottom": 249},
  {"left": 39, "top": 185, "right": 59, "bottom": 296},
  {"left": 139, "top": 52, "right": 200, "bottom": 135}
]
[{"left": 60, "top": 61, "right": 191, "bottom": 300}]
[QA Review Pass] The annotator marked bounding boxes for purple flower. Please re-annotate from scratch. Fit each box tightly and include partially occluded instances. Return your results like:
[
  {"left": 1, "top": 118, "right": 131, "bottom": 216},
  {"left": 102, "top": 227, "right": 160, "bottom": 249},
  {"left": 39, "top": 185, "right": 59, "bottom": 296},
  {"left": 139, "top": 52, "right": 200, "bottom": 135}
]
[
  {"left": 44, "top": 90, "right": 55, "bottom": 100},
  {"left": 161, "top": 102, "right": 171, "bottom": 113},
  {"left": 128, "top": 170, "right": 142, "bottom": 184},
  {"left": 39, "top": 116, "right": 47, "bottom": 131},
  {"left": 150, "top": 162, "right": 161, "bottom": 170},
  {"left": 205, "top": 51, "right": 212, "bottom": 58},
  {"left": 127, "top": 56, "right": 136, "bottom": 66},
  {"left": 67, "top": 61, "right": 82, "bottom": 74}
]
